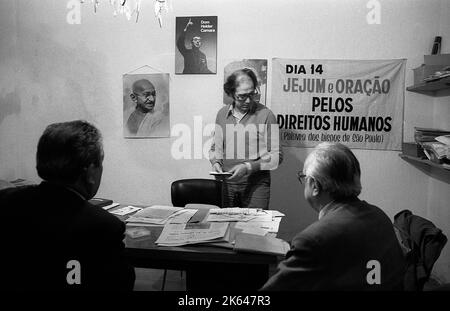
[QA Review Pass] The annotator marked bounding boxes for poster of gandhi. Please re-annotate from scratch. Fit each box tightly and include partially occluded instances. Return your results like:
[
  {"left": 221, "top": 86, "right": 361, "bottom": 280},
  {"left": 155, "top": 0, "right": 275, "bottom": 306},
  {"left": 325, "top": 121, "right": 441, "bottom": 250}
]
[{"left": 123, "top": 73, "right": 170, "bottom": 138}]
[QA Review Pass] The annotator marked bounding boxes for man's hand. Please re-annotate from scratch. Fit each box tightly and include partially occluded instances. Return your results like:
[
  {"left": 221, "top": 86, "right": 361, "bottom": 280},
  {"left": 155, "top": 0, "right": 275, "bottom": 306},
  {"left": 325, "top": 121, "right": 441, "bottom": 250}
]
[
  {"left": 184, "top": 18, "right": 193, "bottom": 31},
  {"left": 227, "top": 164, "right": 248, "bottom": 182},
  {"left": 212, "top": 163, "right": 223, "bottom": 173}
]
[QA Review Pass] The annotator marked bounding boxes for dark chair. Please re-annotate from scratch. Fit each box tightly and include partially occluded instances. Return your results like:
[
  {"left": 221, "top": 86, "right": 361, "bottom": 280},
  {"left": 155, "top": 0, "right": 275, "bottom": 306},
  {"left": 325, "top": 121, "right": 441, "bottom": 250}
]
[
  {"left": 171, "top": 178, "right": 223, "bottom": 208},
  {"left": 160, "top": 178, "right": 223, "bottom": 290}
]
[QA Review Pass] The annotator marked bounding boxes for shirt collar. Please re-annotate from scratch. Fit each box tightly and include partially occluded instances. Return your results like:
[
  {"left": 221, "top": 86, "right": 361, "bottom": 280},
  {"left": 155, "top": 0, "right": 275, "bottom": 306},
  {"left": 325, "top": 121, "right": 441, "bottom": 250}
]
[{"left": 226, "top": 102, "right": 258, "bottom": 118}]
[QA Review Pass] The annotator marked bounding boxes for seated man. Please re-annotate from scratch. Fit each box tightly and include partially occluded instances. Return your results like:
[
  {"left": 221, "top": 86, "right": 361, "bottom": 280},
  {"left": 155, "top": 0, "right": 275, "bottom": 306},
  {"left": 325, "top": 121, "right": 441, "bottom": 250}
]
[
  {"left": 261, "top": 142, "right": 405, "bottom": 291},
  {"left": 0, "top": 120, "right": 135, "bottom": 290}
]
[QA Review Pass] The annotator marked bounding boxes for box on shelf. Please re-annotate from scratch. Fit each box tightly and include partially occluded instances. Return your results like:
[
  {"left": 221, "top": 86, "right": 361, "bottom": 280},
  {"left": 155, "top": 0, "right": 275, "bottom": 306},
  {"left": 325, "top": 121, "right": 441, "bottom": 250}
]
[
  {"left": 413, "top": 64, "right": 444, "bottom": 85},
  {"left": 424, "top": 54, "right": 450, "bottom": 66},
  {"left": 402, "top": 142, "right": 426, "bottom": 158}
]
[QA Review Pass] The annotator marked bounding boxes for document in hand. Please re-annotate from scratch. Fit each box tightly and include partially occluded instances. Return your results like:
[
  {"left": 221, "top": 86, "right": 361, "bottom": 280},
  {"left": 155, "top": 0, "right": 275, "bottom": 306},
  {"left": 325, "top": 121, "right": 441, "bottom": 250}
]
[
  {"left": 155, "top": 222, "right": 229, "bottom": 247},
  {"left": 126, "top": 205, "right": 184, "bottom": 225},
  {"left": 234, "top": 233, "right": 290, "bottom": 256}
]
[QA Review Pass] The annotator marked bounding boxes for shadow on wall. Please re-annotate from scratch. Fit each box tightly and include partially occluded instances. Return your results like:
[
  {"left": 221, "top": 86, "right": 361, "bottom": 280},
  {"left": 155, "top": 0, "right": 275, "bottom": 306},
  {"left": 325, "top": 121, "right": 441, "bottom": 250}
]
[{"left": 270, "top": 147, "right": 317, "bottom": 241}]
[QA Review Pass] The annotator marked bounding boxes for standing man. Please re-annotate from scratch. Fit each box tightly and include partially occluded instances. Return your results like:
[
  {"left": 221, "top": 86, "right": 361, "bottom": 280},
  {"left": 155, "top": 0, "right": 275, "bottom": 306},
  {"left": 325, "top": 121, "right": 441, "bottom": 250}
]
[
  {"left": 209, "top": 68, "right": 283, "bottom": 210},
  {"left": 126, "top": 78, "right": 165, "bottom": 137},
  {"left": 176, "top": 18, "right": 212, "bottom": 74},
  {"left": 261, "top": 143, "right": 405, "bottom": 290},
  {"left": 0, "top": 120, "right": 135, "bottom": 290}
]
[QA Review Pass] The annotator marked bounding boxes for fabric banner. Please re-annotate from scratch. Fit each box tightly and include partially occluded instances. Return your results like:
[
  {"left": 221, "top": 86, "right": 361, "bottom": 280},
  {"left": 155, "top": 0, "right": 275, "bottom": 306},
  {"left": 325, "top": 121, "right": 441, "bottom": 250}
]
[{"left": 272, "top": 58, "right": 406, "bottom": 150}]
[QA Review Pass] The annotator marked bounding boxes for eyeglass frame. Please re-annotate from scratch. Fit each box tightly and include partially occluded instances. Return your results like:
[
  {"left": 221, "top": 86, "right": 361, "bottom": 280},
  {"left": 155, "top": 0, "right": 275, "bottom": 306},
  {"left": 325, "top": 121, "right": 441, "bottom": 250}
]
[
  {"left": 234, "top": 89, "right": 259, "bottom": 102},
  {"left": 297, "top": 171, "right": 309, "bottom": 184}
]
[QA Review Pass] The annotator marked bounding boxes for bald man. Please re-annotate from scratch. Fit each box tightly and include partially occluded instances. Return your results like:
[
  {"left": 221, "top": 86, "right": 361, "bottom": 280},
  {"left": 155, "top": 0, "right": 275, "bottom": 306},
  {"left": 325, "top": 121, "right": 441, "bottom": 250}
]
[{"left": 125, "top": 79, "right": 164, "bottom": 136}]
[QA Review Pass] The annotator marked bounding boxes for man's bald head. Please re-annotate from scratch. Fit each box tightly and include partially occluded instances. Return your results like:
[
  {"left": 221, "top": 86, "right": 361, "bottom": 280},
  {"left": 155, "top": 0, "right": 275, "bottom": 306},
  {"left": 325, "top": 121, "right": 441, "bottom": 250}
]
[
  {"left": 130, "top": 79, "right": 156, "bottom": 113},
  {"left": 132, "top": 79, "right": 155, "bottom": 94}
]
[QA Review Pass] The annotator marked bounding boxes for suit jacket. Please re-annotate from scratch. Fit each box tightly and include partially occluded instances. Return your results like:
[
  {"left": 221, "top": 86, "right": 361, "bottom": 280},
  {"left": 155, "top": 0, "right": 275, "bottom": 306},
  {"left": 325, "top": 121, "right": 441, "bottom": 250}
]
[
  {"left": 261, "top": 198, "right": 406, "bottom": 291},
  {"left": 0, "top": 182, "right": 135, "bottom": 290},
  {"left": 394, "top": 209, "right": 447, "bottom": 291}
]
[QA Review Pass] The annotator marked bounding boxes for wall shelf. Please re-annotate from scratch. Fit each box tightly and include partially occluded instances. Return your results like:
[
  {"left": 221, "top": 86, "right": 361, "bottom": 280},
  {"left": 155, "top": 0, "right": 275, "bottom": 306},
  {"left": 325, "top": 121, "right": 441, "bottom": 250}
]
[
  {"left": 406, "top": 76, "right": 450, "bottom": 95},
  {"left": 399, "top": 154, "right": 450, "bottom": 171}
]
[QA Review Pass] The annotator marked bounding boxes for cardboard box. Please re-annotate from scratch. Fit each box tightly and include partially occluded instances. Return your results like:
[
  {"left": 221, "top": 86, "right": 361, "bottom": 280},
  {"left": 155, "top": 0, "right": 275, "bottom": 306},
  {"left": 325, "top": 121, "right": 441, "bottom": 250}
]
[
  {"left": 424, "top": 54, "right": 450, "bottom": 66},
  {"left": 402, "top": 142, "right": 426, "bottom": 158},
  {"left": 413, "top": 64, "right": 444, "bottom": 84}
]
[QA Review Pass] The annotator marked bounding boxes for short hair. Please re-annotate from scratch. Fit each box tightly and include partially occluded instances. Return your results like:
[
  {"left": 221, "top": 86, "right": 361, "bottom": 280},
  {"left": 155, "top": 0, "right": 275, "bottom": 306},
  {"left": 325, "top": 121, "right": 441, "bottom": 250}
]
[
  {"left": 304, "top": 142, "right": 361, "bottom": 200},
  {"left": 36, "top": 120, "right": 103, "bottom": 183},
  {"left": 223, "top": 68, "right": 258, "bottom": 97}
]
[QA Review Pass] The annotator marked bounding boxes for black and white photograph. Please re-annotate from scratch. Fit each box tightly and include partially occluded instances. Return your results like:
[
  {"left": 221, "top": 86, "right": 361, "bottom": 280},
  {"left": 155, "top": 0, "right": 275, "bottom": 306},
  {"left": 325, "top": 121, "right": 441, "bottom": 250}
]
[
  {"left": 123, "top": 73, "right": 170, "bottom": 138},
  {"left": 175, "top": 16, "right": 217, "bottom": 74},
  {"left": 0, "top": 0, "right": 449, "bottom": 301}
]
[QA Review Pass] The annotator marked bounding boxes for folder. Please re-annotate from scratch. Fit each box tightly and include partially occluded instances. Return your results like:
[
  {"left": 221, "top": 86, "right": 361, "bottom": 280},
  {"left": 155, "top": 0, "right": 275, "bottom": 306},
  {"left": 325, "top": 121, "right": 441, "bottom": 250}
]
[
  {"left": 89, "top": 198, "right": 113, "bottom": 208},
  {"left": 234, "top": 233, "right": 290, "bottom": 256}
]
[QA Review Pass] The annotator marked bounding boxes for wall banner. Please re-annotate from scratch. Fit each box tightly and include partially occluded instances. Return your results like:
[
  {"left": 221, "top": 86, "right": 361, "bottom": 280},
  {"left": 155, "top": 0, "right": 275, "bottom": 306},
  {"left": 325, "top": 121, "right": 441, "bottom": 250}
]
[{"left": 272, "top": 58, "right": 406, "bottom": 150}]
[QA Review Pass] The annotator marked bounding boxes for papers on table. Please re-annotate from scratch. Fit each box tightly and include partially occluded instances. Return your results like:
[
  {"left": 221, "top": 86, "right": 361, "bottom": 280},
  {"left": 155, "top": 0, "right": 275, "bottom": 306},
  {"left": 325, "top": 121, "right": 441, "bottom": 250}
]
[
  {"left": 155, "top": 222, "right": 229, "bottom": 247},
  {"left": 206, "top": 208, "right": 269, "bottom": 222},
  {"left": 102, "top": 202, "right": 120, "bottom": 210},
  {"left": 235, "top": 217, "right": 282, "bottom": 234},
  {"left": 205, "top": 208, "right": 284, "bottom": 234},
  {"left": 234, "top": 233, "right": 290, "bottom": 256},
  {"left": 125, "top": 205, "right": 197, "bottom": 226},
  {"left": 134, "top": 205, "right": 182, "bottom": 219},
  {"left": 110, "top": 205, "right": 143, "bottom": 216}
]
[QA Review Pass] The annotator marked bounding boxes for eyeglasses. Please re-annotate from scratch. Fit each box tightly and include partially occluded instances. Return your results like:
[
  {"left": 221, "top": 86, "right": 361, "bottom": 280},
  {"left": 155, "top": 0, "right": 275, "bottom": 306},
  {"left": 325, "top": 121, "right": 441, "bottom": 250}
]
[
  {"left": 235, "top": 90, "right": 258, "bottom": 102},
  {"left": 135, "top": 91, "right": 156, "bottom": 99},
  {"left": 297, "top": 171, "right": 308, "bottom": 184}
]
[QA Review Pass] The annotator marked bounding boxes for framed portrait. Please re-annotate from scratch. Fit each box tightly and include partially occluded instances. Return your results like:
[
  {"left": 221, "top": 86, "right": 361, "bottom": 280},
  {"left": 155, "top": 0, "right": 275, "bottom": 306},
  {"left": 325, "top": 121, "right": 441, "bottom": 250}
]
[
  {"left": 175, "top": 16, "right": 217, "bottom": 75},
  {"left": 123, "top": 73, "right": 170, "bottom": 138}
]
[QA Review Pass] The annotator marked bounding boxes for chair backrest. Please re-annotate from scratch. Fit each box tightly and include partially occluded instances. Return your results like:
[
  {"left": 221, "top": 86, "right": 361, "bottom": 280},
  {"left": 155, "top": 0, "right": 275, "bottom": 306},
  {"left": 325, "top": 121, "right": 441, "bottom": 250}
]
[{"left": 171, "top": 178, "right": 223, "bottom": 207}]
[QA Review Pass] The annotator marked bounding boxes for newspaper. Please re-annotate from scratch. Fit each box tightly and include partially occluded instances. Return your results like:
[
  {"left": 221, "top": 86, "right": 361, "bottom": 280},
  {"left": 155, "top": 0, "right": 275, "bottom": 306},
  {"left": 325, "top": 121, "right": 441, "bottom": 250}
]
[
  {"left": 155, "top": 222, "right": 229, "bottom": 247},
  {"left": 126, "top": 205, "right": 184, "bottom": 225}
]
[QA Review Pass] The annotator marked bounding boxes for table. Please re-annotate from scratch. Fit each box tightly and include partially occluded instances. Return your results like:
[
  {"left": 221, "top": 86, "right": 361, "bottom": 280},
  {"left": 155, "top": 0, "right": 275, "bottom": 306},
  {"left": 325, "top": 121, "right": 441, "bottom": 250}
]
[{"left": 115, "top": 210, "right": 279, "bottom": 291}]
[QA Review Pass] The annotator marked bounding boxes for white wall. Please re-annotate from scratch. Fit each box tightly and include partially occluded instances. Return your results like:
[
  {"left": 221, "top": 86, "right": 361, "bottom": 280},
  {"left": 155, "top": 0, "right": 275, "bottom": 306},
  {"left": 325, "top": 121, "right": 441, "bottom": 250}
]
[{"left": 0, "top": 0, "right": 449, "bottom": 281}]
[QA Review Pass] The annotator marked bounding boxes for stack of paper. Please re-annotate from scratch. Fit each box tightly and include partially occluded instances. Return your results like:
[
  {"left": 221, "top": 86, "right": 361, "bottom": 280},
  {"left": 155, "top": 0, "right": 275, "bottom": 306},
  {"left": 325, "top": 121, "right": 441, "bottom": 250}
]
[
  {"left": 205, "top": 208, "right": 285, "bottom": 235},
  {"left": 155, "top": 222, "right": 230, "bottom": 247},
  {"left": 234, "top": 233, "right": 290, "bottom": 256},
  {"left": 126, "top": 205, "right": 195, "bottom": 226},
  {"left": 206, "top": 208, "right": 269, "bottom": 222}
]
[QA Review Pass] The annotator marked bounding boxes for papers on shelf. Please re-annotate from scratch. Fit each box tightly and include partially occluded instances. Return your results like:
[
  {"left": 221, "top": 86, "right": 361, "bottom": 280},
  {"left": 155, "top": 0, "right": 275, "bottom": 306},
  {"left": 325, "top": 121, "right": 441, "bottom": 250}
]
[
  {"left": 155, "top": 222, "right": 229, "bottom": 247},
  {"left": 110, "top": 205, "right": 142, "bottom": 216}
]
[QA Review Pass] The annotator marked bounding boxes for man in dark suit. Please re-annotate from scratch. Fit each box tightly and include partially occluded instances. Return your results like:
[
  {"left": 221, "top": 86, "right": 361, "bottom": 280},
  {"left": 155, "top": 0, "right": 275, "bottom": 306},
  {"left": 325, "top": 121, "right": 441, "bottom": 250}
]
[
  {"left": 261, "top": 142, "right": 405, "bottom": 291},
  {"left": 0, "top": 120, "right": 135, "bottom": 290}
]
